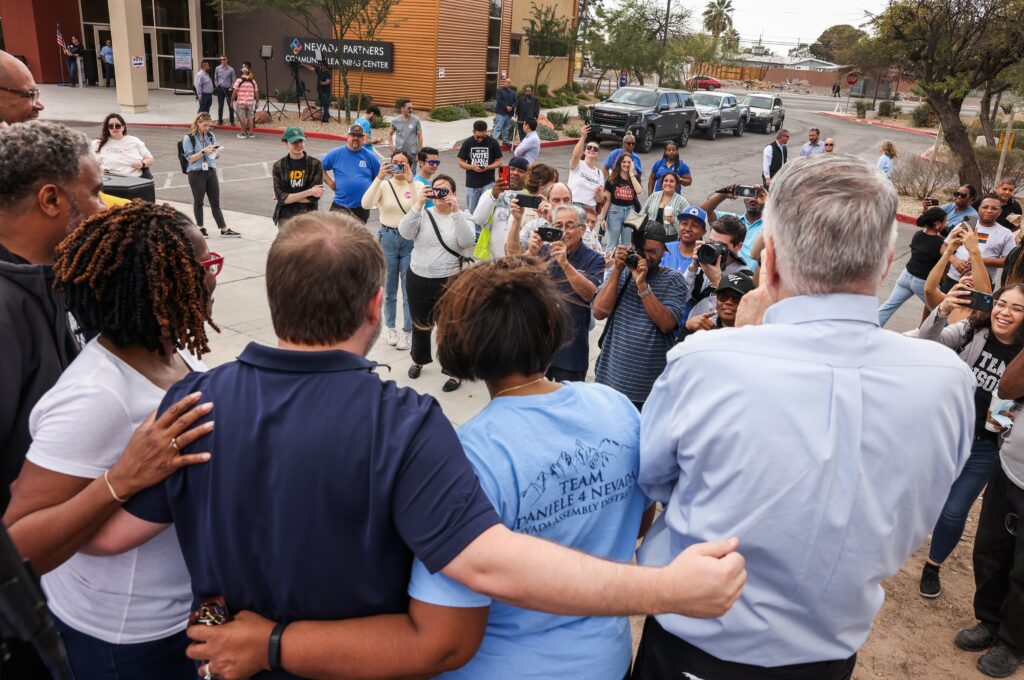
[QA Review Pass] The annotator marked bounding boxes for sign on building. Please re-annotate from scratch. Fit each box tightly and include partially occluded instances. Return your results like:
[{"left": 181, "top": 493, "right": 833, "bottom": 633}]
[
  {"left": 174, "top": 43, "right": 193, "bottom": 71},
  {"left": 283, "top": 37, "right": 394, "bottom": 73}
]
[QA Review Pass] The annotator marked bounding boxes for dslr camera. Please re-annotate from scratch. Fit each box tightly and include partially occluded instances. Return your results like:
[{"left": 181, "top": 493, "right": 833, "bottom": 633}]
[
  {"left": 697, "top": 241, "right": 729, "bottom": 266},
  {"left": 625, "top": 225, "right": 647, "bottom": 269}
]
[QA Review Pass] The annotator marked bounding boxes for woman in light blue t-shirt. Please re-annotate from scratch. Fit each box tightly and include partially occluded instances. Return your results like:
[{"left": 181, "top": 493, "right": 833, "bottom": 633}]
[{"left": 408, "top": 256, "right": 650, "bottom": 679}]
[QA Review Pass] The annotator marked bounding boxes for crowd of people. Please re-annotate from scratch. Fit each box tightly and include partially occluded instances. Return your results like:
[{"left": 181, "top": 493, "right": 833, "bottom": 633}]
[{"left": 4, "top": 53, "right": 1024, "bottom": 680}]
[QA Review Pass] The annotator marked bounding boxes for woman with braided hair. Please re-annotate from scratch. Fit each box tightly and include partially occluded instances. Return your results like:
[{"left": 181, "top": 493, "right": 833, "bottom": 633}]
[{"left": 4, "top": 201, "right": 222, "bottom": 679}]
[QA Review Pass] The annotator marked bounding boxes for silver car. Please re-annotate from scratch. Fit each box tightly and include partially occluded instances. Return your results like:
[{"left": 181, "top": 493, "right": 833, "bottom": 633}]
[{"left": 742, "top": 94, "right": 786, "bottom": 134}]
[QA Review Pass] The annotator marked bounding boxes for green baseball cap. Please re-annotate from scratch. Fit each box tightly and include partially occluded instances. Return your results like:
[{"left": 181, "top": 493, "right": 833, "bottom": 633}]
[{"left": 282, "top": 126, "right": 306, "bottom": 143}]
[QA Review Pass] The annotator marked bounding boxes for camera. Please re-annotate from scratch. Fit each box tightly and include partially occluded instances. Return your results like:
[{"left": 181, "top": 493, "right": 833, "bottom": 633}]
[
  {"left": 537, "top": 226, "right": 563, "bottom": 243},
  {"left": 625, "top": 251, "right": 640, "bottom": 269},
  {"left": 697, "top": 241, "right": 729, "bottom": 266},
  {"left": 625, "top": 223, "right": 647, "bottom": 269},
  {"left": 430, "top": 187, "right": 450, "bottom": 200}
]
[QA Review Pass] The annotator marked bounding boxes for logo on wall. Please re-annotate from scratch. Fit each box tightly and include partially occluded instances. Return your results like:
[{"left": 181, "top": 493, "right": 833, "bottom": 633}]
[
  {"left": 282, "top": 36, "right": 394, "bottom": 73},
  {"left": 290, "top": 38, "right": 303, "bottom": 55}
]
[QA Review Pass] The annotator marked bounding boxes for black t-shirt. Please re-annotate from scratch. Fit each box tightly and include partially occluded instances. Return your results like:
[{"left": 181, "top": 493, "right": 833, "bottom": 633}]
[
  {"left": 605, "top": 176, "right": 639, "bottom": 208},
  {"left": 279, "top": 156, "right": 313, "bottom": 221},
  {"left": 973, "top": 197, "right": 1022, "bottom": 230},
  {"left": 905, "top": 230, "right": 944, "bottom": 279},
  {"left": 315, "top": 66, "right": 332, "bottom": 94},
  {"left": 972, "top": 335, "right": 1021, "bottom": 434},
  {"left": 458, "top": 136, "right": 503, "bottom": 188}
]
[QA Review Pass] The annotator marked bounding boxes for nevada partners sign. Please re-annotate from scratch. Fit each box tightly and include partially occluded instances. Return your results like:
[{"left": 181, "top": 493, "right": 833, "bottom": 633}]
[{"left": 284, "top": 37, "right": 393, "bottom": 72}]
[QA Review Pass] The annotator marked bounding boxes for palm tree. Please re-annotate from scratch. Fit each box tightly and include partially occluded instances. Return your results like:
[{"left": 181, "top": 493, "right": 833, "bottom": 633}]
[
  {"left": 722, "top": 27, "right": 742, "bottom": 55},
  {"left": 702, "top": 0, "right": 734, "bottom": 49}
]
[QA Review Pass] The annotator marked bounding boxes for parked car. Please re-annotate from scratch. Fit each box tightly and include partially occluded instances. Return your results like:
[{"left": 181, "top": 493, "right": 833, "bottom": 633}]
[
  {"left": 687, "top": 75, "right": 722, "bottom": 91},
  {"left": 692, "top": 92, "right": 750, "bottom": 140},
  {"left": 741, "top": 93, "right": 786, "bottom": 134},
  {"left": 588, "top": 87, "right": 699, "bottom": 152}
]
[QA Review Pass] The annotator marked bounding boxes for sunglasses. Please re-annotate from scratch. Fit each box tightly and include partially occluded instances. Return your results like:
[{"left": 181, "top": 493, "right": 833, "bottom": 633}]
[
  {"left": 954, "top": 192, "right": 970, "bottom": 198},
  {"left": 202, "top": 252, "right": 224, "bottom": 276},
  {"left": 824, "top": 143, "right": 834, "bottom": 147},
  {"left": 426, "top": 159, "right": 441, "bottom": 167},
  {"left": 108, "top": 123, "right": 123, "bottom": 130},
  {"left": 585, "top": 145, "right": 599, "bottom": 151}
]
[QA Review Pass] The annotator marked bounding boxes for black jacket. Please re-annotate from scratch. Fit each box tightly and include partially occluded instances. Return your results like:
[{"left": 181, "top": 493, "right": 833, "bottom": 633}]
[
  {"left": 0, "top": 245, "right": 79, "bottom": 512},
  {"left": 516, "top": 95, "right": 540, "bottom": 121}
]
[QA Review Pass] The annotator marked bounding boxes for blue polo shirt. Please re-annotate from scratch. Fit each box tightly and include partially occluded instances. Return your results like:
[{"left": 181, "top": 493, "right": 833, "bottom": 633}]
[
  {"left": 651, "top": 158, "right": 691, "bottom": 193},
  {"left": 322, "top": 145, "right": 380, "bottom": 209},
  {"left": 126, "top": 343, "right": 499, "bottom": 679}
]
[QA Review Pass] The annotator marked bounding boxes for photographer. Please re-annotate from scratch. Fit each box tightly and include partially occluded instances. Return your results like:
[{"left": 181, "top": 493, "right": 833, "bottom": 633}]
[
  {"left": 300, "top": 59, "right": 333, "bottom": 122},
  {"left": 701, "top": 184, "right": 766, "bottom": 269},
  {"left": 682, "top": 215, "right": 751, "bottom": 321},
  {"left": 525, "top": 204, "right": 605, "bottom": 382},
  {"left": 942, "top": 195, "right": 1015, "bottom": 291},
  {"left": 925, "top": 225, "right": 991, "bottom": 324},
  {"left": 508, "top": 183, "right": 602, "bottom": 256},
  {"left": 472, "top": 156, "right": 529, "bottom": 259},
  {"left": 593, "top": 228, "right": 686, "bottom": 411}
]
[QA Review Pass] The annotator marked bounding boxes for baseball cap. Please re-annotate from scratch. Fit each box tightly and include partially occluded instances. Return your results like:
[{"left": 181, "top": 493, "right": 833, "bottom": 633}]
[
  {"left": 282, "top": 126, "right": 306, "bottom": 143},
  {"left": 716, "top": 271, "right": 755, "bottom": 297},
  {"left": 677, "top": 206, "right": 708, "bottom": 227},
  {"left": 347, "top": 124, "right": 365, "bottom": 136},
  {"left": 508, "top": 156, "right": 530, "bottom": 170}
]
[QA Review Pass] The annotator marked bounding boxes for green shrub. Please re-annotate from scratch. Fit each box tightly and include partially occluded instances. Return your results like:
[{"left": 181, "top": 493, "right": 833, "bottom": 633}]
[
  {"left": 537, "top": 83, "right": 550, "bottom": 97},
  {"left": 661, "top": 79, "right": 685, "bottom": 89},
  {"left": 538, "top": 95, "right": 558, "bottom": 108},
  {"left": 564, "top": 128, "right": 582, "bottom": 138},
  {"left": 460, "top": 101, "right": 488, "bottom": 117},
  {"left": 547, "top": 111, "right": 570, "bottom": 129},
  {"left": 910, "top": 103, "right": 934, "bottom": 127},
  {"left": 975, "top": 145, "right": 1024, "bottom": 192},
  {"left": 877, "top": 100, "right": 894, "bottom": 117},
  {"left": 536, "top": 124, "right": 559, "bottom": 141},
  {"left": 430, "top": 105, "right": 470, "bottom": 121},
  {"left": 854, "top": 99, "right": 868, "bottom": 118},
  {"left": 483, "top": 100, "right": 496, "bottom": 113},
  {"left": 578, "top": 105, "right": 590, "bottom": 119},
  {"left": 571, "top": 81, "right": 585, "bottom": 94},
  {"left": 371, "top": 117, "right": 390, "bottom": 129}
]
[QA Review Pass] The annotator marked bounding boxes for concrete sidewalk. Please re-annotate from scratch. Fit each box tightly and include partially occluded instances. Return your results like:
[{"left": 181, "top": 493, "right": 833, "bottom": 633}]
[{"left": 42, "top": 84, "right": 579, "bottom": 149}]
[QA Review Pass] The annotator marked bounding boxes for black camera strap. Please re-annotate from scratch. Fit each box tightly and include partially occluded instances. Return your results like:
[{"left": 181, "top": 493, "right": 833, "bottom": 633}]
[
  {"left": 426, "top": 209, "right": 473, "bottom": 269},
  {"left": 596, "top": 274, "right": 631, "bottom": 350}
]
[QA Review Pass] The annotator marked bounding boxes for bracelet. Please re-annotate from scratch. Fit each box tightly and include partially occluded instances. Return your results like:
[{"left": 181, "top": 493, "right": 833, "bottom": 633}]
[
  {"left": 103, "top": 470, "right": 128, "bottom": 503},
  {"left": 268, "top": 622, "right": 288, "bottom": 671},
  {"left": 638, "top": 286, "right": 652, "bottom": 299}
]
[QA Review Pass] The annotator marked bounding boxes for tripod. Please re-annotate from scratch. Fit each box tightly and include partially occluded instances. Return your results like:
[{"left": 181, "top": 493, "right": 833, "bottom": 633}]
[
  {"left": 291, "top": 67, "right": 315, "bottom": 121},
  {"left": 260, "top": 56, "right": 287, "bottom": 121}
]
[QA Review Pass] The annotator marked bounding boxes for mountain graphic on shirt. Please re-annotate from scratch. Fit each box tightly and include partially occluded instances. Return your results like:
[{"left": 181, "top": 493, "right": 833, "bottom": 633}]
[{"left": 521, "top": 438, "right": 622, "bottom": 505}]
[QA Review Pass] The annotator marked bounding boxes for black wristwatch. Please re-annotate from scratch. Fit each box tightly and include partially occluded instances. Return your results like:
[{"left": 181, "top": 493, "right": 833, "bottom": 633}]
[{"left": 268, "top": 622, "right": 288, "bottom": 671}]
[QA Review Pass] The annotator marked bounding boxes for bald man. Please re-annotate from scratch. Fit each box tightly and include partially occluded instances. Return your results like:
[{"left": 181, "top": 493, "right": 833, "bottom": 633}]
[
  {"left": 0, "top": 51, "right": 45, "bottom": 125},
  {"left": 824, "top": 137, "right": 835, "bottom": 153}
]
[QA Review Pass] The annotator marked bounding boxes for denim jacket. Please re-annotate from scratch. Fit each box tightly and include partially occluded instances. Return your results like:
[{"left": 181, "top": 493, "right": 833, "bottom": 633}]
[{"left": 183, "top": 131, "right": 218, "bottom": 172}]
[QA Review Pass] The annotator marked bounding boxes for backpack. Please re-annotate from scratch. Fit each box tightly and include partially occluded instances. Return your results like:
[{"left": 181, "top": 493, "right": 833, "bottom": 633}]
[{"left": 177, "top": 134, "right": 199, "bottom": 174}]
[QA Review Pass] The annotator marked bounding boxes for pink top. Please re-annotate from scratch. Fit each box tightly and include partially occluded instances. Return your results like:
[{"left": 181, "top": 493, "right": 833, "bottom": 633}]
[{"left": 232, "top": 78, "right": 259, "bottom": 106}]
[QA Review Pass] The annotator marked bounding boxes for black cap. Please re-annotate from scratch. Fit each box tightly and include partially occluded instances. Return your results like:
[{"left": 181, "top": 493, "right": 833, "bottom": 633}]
[{"left": 716, "top": 272, "right": 755, "bottom": 297}]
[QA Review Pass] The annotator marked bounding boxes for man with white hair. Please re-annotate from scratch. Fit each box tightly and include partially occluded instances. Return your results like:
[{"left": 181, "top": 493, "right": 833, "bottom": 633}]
[{"left": 631, "top": 154, "right": 975, "bottom": 679}]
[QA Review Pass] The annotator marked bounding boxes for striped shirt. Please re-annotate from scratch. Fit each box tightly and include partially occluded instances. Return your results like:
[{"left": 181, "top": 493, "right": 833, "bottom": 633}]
[
  {"left": 595, "top": 267, "right": 687, "bottom": 403},
  {"left": 232, "top": 77, "right": 259, "bottom": 106}
]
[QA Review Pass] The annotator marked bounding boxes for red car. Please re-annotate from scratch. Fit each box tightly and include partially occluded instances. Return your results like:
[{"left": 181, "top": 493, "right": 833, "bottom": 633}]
[{"left": 687, "top": 75, "right": 721, "bottom": 91}]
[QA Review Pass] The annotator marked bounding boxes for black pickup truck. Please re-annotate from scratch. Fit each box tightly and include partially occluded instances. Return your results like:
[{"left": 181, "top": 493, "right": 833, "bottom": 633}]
[{"left": 588, "top": 87, "right": 699, "bottom": 152}]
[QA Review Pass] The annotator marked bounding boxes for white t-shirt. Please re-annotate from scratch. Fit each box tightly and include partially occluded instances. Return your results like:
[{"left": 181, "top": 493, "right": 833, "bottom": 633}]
[
  {"left": 28, "top": 339, "right": 202, "bottom": 644},
  {"left": 568, "top": 160, "right": 603, "bottom": 207},
  {"left": 91, "top": 135, "right": 153, "bottom": 177},
  {"left": 946, "top": 222, "right": 1015, "bottom": 283}
]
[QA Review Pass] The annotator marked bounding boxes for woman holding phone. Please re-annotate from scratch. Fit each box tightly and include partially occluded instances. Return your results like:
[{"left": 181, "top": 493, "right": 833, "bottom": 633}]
[
  {"left": 916, "top": 282, "right": 1024, "bottom": 599},
  {"left": 362, "top": 151, "right": 417, "bottom": 351},
  {"left": 925, "top": 225, "right": 991, "bottom": 324},
  {"left": 877, "top": 207, "right": 946, "bottom": 327},
  {"left": 398, "top": 175, "right": 476, "bottom": 392},
  {"left": 183, "top": 113, "right": 239, "bottom": 238}
]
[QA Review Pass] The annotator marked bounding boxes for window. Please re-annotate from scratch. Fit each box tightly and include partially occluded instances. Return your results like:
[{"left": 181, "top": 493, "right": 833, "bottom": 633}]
[
  {"left": 657, "top": 94, "right": 670, "bottom": 110},
  {"left": 201, "top": 0, "right": 222, "bottom": 30},
  {"left": 158, "top": 56, "right": 191, "bottom": 89},
  {"left": 157, "top": 29, "right": 190, "bottom": 56},
  {"left": 682, "top": 94, "right": 694, "bottom": 107},
  {"left": 774, "top": 98, "right": 783, "bottom": 108},
  {"left": 488, "top": 18, "right": 501, "bottom": 47},
  {"left": 81, "top": 0, "right": 110, "bottom": 23},
  {"left": 486, "top": 0, "right": 502, "bottom": 100},
  {"left": 154, "top": 0, "right": 189, "bottom": 28},
  {"left": 487, "top": 48, "right": 499, "bottom": 73},
  {"left": 142, "top": 0, "right": 154, "bottom": 26},
  {"left": 511, "top": 36, "right": 521, "bottom": 55},
  {"left": 201, "top": 31, "right": 222, "bottom": 60},
  {"left": 666, "top": 93, "right": 681, "bottom": 108}
]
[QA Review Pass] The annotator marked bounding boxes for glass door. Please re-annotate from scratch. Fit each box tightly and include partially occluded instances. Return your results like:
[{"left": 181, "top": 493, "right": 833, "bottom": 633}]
[{"left": 92, "top": 25, "right": 157, "bottom": 87}]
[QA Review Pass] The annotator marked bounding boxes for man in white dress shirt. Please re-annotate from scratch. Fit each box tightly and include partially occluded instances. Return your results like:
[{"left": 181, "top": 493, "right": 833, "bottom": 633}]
[{"left": 632, "top": 153, "right": 975, "bottom": 680}]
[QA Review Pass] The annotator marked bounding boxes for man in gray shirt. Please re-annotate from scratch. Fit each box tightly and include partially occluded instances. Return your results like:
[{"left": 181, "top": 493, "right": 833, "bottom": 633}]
[
  {"left": 512, "top": 117, "right": 540, "bottom": 164},
  {"left": 194, "top": 60, "right": 213, "bottom": 114},
  {"left": 798, "top": 127, "right": 824, "bottom": 157},
  {"left": 214, "top": 55, "right": 236, "bottom": 125},
  {"left": 389, "top": 98, "right": 423, "bottom": 173}
]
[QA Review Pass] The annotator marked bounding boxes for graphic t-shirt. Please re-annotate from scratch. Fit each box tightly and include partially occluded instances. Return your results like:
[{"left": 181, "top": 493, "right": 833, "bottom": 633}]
[
  {"left": 321, "top": 145, "right": 380, "bottom": 208},
  {"left": 971, "top": 335, "right": 1021, "bottom": 434},
  {"left": 605, "top": 176, "right": 639, "bottom": 208},
  {"left": 946, "top": 223, "right": 1015, "bottom": 283},
  {"left": 391, "top": 115, "right": 422, "bottom": 155},
  {"left": 458, "top": 136, "right": 503, "bottom": 189},
  {"left": 278, "top": 156, "right": 311, "bottom": 222},
  {"left": 91, "top": 135, "right": 152, "bottom": 178},
  {"left": 408, "top": 381, "right": 646, "bottom": 680},
  {"left": 568, "top": 161, "right": 603, "bottom": 207}
]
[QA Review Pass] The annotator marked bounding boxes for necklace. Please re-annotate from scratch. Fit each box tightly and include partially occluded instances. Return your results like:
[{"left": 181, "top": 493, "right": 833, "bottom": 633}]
[{"left": 493, "top": 376, "right": 547, "bottom": 398}]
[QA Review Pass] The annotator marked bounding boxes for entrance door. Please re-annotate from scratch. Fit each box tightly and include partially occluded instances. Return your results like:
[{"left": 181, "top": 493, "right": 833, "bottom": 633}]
[{"left": 93, "top": 25, "right": 158, "bottom": 87}]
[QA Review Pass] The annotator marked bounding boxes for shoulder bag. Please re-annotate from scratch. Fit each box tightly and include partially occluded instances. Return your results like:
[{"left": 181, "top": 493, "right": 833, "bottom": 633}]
[{"left": 426, "top": 210, "right": 474, "bottom": 270}]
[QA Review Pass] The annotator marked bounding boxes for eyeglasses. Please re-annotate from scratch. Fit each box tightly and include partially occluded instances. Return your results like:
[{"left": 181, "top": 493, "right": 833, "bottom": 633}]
[
  {"left": 426, "top": 160, "right": 441, "bottom": 167},
  {"left": 994, "top": 299, "right": 1024, "bottom": 314},
  {"left": 954, "top": 192, "right": 970, "bottom": 198},
  {"left": 108, "top": 123, "right": 123, "bottom": 130},
  {"left": 585, "top": 145, "right": 599, "bottom": 151},
  {"left": 555, "top": 223, "right": 580, "bottom": 231},
  {"left": 0, "top": 86, "right": 41, "bottom": 105},
  {"left": 824, "top": 143, "right": 834, "bottom": 148},
  {"left": 201, "top": 252, "right": 224, "bottom": 276},
  {"left": 624, "top": 141, "right": 635, "bottom": 146}
]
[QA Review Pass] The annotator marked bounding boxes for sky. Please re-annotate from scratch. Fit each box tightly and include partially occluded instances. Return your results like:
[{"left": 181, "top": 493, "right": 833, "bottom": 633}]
[{"left": 721, "top": 0, "right": 888, "bottom": 52}]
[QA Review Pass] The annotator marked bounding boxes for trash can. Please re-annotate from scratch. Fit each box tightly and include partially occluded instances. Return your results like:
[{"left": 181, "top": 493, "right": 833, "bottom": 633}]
[{"left": 102, "top": 175, "right": 156, "bottom": 202}]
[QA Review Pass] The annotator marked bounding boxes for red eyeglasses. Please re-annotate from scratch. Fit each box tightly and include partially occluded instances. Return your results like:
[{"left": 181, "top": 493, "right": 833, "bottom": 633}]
[{"left": 202, "top": 252, "right": 224, "bottom": 276}]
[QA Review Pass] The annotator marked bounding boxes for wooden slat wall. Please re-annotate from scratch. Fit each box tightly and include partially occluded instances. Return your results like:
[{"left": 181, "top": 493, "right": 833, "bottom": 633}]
[
  {"left": 500, "top": 0, "right": 512, "bottom": 79},
  {"left": 335, "top": 0, "right": 441, "bottom": 111},
  {"left": 435, "top": 0, "right": 489, "bottom": 106}
]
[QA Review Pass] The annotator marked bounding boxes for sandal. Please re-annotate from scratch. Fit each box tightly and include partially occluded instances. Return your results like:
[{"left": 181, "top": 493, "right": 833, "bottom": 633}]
[
  {"left": 442, "top": 377, "right": 462, "bottom": 392},
  {"left": 408, "top": 364, "right": 422, "bottom": 379}
]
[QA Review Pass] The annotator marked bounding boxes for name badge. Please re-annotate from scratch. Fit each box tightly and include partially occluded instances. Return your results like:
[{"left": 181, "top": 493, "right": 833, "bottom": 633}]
[{"left": 201, "top": 162, "right": 209, "bottom": 171}]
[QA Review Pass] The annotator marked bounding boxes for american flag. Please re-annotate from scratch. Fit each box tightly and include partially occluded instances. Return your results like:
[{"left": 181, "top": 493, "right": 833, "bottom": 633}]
[{"left": 56, "top": 23, "right": 66, "bottom": 52}]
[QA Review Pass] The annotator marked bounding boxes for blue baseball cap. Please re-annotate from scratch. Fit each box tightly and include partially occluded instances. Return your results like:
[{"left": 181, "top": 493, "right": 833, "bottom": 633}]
[{"left": 677, "top": 206, "right": 708, "bottom": 227}]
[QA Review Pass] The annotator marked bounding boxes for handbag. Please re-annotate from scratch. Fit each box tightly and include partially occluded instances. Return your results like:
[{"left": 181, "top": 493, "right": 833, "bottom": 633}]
[
  {"left": 426, "top": 210, "right": 474, "bottom": 270},
  {"left": 623, "top": 209, "right": 649, "bottom": 233}
]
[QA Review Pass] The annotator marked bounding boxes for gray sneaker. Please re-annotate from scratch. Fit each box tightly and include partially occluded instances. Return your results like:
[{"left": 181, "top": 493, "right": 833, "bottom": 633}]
[
  {"left": 247, "top": 132, "right": 256, "bottom": 138},
  {"left": 978, "top": 642, "right": 1024, "bottom": 678},
  {"left": 956, "top": 624, "right": 997, "bottom": 652}
]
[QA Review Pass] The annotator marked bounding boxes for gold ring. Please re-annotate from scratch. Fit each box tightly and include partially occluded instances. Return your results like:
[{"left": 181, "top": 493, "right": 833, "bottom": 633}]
[{"left": 170, "top": 437, "right": 179, "bottom": 451}]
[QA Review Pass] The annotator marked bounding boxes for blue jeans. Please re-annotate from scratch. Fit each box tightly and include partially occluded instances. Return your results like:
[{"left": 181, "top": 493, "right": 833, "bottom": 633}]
[
  {"left": 53, "top": 614, "right": 194, "bottom": 680},
  {"left": 198, "top": 92, "right": 212, "bottom": 114},
  {"left": 378, "top": 226, "right": 413, "bottom": 332},
  {"left": 67, "top": 58, "right": 78, "bottom": 84},
  {"left": 605, "top": 203, "right": 634, "bottom": 249},
  {"left": 878, "top": 268, "right": 926, "bottom": 327},
  {"left": 466, "top": 184, "right": 491, "bottom": 217},
  {"left": 928, "top": 436, "right": 1001, "bottom": 564},
  {"left": 494, "top": 113, "right": 513, "bottom": 143}
]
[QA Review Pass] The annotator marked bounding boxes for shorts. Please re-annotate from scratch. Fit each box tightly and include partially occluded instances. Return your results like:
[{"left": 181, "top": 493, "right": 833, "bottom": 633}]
[{"left": 237, "top": 103, "right": 255, "bottom": 120}]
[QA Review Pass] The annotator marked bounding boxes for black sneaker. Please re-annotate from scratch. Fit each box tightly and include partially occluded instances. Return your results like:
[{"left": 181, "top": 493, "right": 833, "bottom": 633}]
[
  {"left": 199, "top": 227, "right": 209, "bottom": 238},
  {"left": 956, "top": 624, "right": 997, "bottom": 652},
  {"left": 920, "top": 563, "right": 941, "bottom": 598},
  {"left": 408, "top": 364, "right": 422, "bottom": 379},
  {"left": 978, "top": 642, "right": 1024, "bottom": 678},
  {"left": 220, "top": 228, "right": 241, "bottom": 238},
  {"left": 442, "top": 377, "right": 462, "bottom": 392}
]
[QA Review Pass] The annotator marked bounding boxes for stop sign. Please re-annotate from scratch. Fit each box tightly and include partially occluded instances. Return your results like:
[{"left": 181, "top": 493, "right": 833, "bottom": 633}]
[{"left": 847, "top": 73, "right": 859, "bottom": 86}]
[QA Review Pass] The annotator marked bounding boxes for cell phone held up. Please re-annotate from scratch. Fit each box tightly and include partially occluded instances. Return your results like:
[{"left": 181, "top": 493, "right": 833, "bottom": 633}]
[
  {"left": 498, "top": 166, "right": 511, "bottom": 185},
  {"left": 537, "top": 226, "right": 563, "bottom": 243},
  {"left": 734, "top": 185, "right": 758, "bottom": 199},
  {"left": 516, "top": 193, "right": 543, "bottom": 209},
  {"left": 965, "top": 288, "right": 994, "bottom": 313}
]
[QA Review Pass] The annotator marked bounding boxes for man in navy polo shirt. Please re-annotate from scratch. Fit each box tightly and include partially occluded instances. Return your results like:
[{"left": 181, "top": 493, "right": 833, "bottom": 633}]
[
  {"left": 525, "top": 204, "right": 605, "bottom": 382},
  {"left": 322, "top": 124, "right": 380, "bottom": 223},
  {"left": 87, "top": 213, "right": 746, "bottom": 680}
]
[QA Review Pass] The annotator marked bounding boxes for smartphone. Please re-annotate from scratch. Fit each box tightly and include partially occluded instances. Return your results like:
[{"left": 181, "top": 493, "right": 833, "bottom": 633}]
[
  {"left": 516, "top": 193, "right": 543, "bottom": 209},
  {"left": 924, "top": 198, "right": 940, "bottom": 207},
  {"left": 537, "top": 226, "right": 563, "bottom": 242},
  {"left": 734, "top": 185, "right": 758, "bottom": 198},
  {"left": 966, "top": 288, "right": 994, "bottom": 313},
  {"left": 498, "top": 166, "right": 510, "bottom": 185},
  {"left": 388, "top": 163, "right": 403, "bottom": 174},
  {"left": 430, "top": 187, "right": 450, "bottom": 200}
]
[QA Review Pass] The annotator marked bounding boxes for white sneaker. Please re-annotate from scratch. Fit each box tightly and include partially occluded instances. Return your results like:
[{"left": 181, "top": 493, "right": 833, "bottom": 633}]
[
  {"left": 396, "top": 331, "right": 410, "bottom": 350},
  {"left": 237, "top": 133, "right": 248, "bottom": 139},
  {"left": 384, "top": 327, "right": 399, "bottom": 346}
]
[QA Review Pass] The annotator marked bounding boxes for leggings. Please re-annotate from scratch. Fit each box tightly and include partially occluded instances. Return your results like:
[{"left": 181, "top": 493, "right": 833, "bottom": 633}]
[
  {"left": 187, "top": 169, "right": 227, "bottom": 229},
  {"left": 406, "top": 269, "right": 452, "bottom": 366}
]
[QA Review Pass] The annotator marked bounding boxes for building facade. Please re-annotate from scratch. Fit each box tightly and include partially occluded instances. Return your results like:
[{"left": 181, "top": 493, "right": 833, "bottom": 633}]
[{"left": 507, "top": 0, "right": 577, "bottom": 91}]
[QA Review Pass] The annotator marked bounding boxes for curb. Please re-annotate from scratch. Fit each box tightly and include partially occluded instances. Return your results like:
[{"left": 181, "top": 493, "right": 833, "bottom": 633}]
[
  {"left": 817, "top": 111, "right": 938, "bottom": 137},
  {"left": 897, "top": 212, "right": 916, "bottom": 225}
]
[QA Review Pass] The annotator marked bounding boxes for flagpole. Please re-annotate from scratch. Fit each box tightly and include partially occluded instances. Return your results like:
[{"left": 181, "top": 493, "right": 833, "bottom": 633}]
[{"left": 57, "top": 23, "right": 67, "bottom": 87}]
